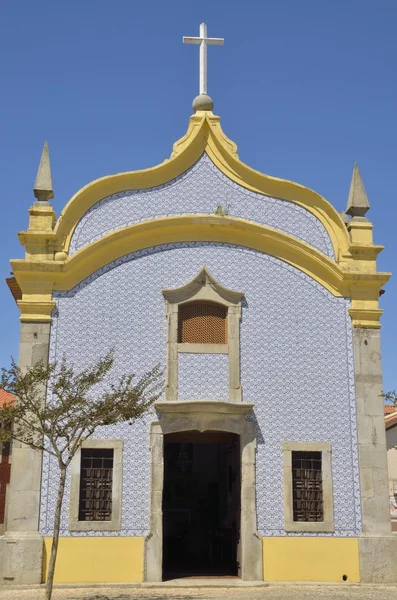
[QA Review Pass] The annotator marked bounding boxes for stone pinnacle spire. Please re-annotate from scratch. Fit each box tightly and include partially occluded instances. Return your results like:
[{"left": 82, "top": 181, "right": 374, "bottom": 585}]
[
  {"left": 346, "top": 162, "right": 370, "bottom": 218},
  {"left": 33, "top": 141, "right": 54, "bottom": 202}
]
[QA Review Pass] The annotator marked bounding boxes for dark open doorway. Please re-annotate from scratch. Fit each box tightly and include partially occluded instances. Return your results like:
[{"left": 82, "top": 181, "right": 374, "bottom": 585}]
[{"left": 162, "top": 431, "right": 241, "bottom": 580}]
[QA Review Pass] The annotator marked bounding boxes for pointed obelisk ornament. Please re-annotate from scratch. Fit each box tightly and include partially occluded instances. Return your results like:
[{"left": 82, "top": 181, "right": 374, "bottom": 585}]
[
  {"left": 33, "top": 141, "right": 54, "bottom": 202},
  {"left": 183, "top": 23, "right": 224, "bottom": 112},
  {"left": 346, "top": 162, "right": 370, "bottom": 218}
]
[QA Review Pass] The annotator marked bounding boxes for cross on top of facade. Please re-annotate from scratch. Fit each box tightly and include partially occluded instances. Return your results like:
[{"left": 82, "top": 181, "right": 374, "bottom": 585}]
[{"left": 183, "top": 23, "right": 224, "bottom": 96}]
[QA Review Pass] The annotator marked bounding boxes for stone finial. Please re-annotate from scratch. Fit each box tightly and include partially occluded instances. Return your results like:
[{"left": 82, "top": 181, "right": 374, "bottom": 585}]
[
  {"left": 346, "top": 162, "right": 370, "bottom": 218},
  {"left": 33, "top": 141, "right": 54, "bottom": 202},
  {"left": 192, "top": 93, "right": 214, "bottom": 112}
]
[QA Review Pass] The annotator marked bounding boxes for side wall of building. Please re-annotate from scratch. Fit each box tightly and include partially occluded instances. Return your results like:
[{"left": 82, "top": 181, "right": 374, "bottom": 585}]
[{"left": 386, "top": 424, "right": 397, "bottom": 505}]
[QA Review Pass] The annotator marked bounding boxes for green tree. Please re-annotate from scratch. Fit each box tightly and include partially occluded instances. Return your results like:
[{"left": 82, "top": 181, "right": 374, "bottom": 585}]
[
  {"left": 0, "top": 352, "right": 162, "bottom": 600},
  {"left": 384, "top": 391, "right": 397, "bottom": 406}
]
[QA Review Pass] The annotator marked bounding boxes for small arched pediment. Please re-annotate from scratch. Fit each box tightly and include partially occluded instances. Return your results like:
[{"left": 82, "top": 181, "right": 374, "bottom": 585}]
[{"left": 162, "top": 265, "right": 244, "bottom": 307}]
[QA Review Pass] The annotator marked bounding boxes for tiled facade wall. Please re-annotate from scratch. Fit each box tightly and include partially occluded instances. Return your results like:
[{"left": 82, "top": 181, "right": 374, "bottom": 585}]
[
  {"left": 69, "top": 154, "right": 335, "bottom": 259},
  {"left": 178, "top": 353, "right": 229, "bottom": 400},
  {"left": 40, "top": 242, "right": 361, "bottom": 538}
]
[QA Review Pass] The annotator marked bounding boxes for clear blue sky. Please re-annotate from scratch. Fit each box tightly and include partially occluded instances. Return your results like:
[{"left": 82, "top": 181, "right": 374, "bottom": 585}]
[{"left": 1, "top": 1, "right": 396, "bottom": 392}]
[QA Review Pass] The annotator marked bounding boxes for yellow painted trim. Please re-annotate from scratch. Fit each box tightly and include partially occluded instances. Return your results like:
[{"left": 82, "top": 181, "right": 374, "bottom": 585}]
[
  {"left": 17, "top": 300, "right": 56, "bottom": 323},
  {"left": 9, "top": 216, "right": 348, "bottom": 298},
  {"left": 11, "top": 112, "right": 390, "bottom": 328},
  {"left": 11, "top": 216, "right": 390, "bottom": 324},
  {"left": 42, "top": 537, "right": 144, "bottom": 583},
  {"left": 348, "top": 308, "right": 384, "bottom": 329},
  {"left": 52, "top": 113, "right": 349, "bottom": 261},
  {"left": 57, "top": 217, "right": 347, "bottom": 296},
  {"left": 262, "top": 537, "right": 360, "bottom": 582}
]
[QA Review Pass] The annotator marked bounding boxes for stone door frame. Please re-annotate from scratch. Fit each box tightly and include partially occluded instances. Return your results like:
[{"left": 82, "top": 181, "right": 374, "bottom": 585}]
[{"left": 145, "top": 405, "right": 262, "bottom": 581}]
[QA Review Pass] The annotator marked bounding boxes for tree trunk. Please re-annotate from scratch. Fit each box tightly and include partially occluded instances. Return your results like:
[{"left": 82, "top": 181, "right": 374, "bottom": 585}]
[{"left": 45, "top": 465, "right": 67, "bottom": 600}]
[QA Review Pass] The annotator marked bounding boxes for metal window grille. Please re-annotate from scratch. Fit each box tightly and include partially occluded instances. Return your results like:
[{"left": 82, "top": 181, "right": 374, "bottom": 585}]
[
  {"left": 292, "top": 451, "right": 324, "bottom": 522},
  {"left": 79, "top": 448, "right": 113, "bottom": 521},
  {"left": 178, "top": 301, "right": 227, "bottom": 344}
]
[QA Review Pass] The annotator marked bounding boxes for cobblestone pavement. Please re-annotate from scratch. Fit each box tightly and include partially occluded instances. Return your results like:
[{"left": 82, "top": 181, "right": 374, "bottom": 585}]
[{"left": 1, "top": 585, "right": 397, "bottom": 600}]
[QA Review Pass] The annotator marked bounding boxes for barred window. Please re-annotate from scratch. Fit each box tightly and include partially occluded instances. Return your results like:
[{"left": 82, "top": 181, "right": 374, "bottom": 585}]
[
  {"left": 178, "top": 301, "right": 227, "bottom": 344},
  {"left": 79, "top": 448, "right": 114, "bottom": 521},
  {"left": 292, "top": 451, "right": 323, "bottom": 522}
]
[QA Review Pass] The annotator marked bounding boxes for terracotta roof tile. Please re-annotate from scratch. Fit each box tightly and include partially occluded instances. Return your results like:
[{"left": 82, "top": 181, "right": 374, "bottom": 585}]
[
  {"left": 385, "top": 411, "right": 397, "bottom": 429},
  {"left": 384, "top": 405, "right": 397, "bottom": 415},
  {"left": 0, "top": 389, "right": 15, "bottom": 407}
]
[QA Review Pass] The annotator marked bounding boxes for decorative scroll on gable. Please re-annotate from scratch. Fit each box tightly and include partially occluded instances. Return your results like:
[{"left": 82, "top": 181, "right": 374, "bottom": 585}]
[{"left": 69, "top": 155, "right": 335, "bottom": 258}]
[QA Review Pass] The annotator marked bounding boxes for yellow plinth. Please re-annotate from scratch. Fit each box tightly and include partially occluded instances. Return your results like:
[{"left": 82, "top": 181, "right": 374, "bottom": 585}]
[
  {"left": 263, "top": 537, "right": 360, "bottom": 582},
  {"left": 42, "top": 537, "right": 144, "bottom": 583}
]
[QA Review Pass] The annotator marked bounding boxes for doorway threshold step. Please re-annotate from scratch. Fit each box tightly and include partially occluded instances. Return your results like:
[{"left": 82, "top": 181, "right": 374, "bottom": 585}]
[{"left": 143, "top": 579, "right": 268, "bottom": 587}]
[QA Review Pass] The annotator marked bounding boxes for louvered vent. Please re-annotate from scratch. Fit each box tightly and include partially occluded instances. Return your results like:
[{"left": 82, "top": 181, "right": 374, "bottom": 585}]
[{"left": 178, "top": 301, "right": 227, "bottom": 344}]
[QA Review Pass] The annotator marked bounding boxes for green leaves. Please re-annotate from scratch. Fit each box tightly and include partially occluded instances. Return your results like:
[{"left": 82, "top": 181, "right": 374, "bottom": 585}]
[
  {"left": 0, "top": 351, "right": 163, "bottom": 466},
  {"left": 383, "top": 390, "right": 397, "bottom": 407},
  {"left": 214, "top": 204, "right": 229, "bottom": 216}
]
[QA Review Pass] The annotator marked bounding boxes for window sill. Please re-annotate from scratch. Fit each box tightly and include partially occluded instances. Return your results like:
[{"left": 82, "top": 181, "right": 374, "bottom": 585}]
[
  {"left": 69, "top": 519, "right": 121, "bottom": 532},
  {"left": 284, "top": 520, "right": 334, "bottom": 533},
  {"left": 177, "top": 343, "right": 228, "bottom": 354}
]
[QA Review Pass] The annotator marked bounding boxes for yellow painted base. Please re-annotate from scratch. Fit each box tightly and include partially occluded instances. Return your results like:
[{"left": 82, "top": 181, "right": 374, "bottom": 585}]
[
  {"left": 42, "top": 537, "right": 144, "bottom": 583},
  {"left": 263, "top": 537, "right": 360, "bottom": 582},
  {"left": 42, "top": 535, "right": 359, "bottom": 584}
]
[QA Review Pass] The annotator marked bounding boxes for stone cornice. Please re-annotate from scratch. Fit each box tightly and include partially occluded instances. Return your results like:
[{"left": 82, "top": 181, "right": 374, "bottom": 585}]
[{"left": 155, "top": 401, "right": 255, "bottom": 415}]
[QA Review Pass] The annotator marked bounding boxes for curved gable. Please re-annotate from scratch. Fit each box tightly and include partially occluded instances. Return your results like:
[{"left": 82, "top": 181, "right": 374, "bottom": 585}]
[
  {"left": 69, "top": 154, "right": 335, "bottom": 259},
  {"left": 12, "top": 110, "right": 390, "bottom": 328},
  {"left": 53, "top": 112, "right": 350, "bottom": 261}
]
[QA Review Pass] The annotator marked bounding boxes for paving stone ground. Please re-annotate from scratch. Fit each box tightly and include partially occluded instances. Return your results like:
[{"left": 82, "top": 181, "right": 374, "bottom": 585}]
[{"left": 1, "top": 585, "right": 397, "bottom": 600}]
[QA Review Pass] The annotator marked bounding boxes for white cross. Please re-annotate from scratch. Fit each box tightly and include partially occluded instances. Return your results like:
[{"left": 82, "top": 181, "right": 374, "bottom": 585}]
[{"left": 183, "top": 23, "right": 224, "bottom": 96}]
